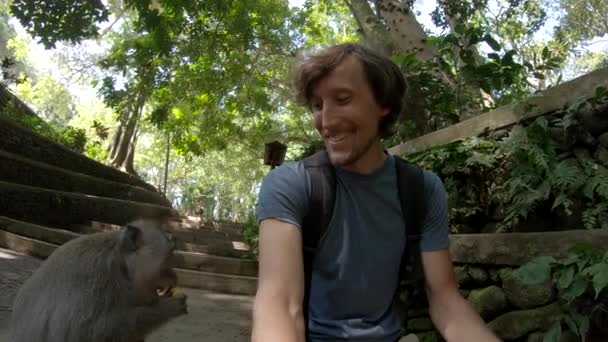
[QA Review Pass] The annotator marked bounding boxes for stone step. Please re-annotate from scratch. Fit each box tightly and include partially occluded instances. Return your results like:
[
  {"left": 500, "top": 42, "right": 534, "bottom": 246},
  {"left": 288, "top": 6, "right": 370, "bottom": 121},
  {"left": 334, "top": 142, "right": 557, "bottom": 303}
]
[
  {"left": 175, "top": 251, "right": 257, "bottom": 277},
  {"left": 0, "top": 216, "right": 256, "bottom": 275},
  {"left": 85, "top": 220, "right": 245, "bottom": 244},
  {"left": 0, "top": 227, "right": 58, "bottom": 259},
  {"left": 0, "top": 149, "right": 169, "bottom": 206},
  {"left": 170, "top": 229, "right": 243, "bottom": 244},
  {"left": 0, "top": 228, "right": 258, "bottom": 295},
  {"left": 175, "top": 268, "right": 257, "bottom": 296},
  {"left": 176, "top": 241, "right": 249, "bottom": 259},
  {"left": 0, "top": 216, "right": 78, "bottom": 245},
  {"left": 166, "top": 221, "right": 246, "bottom": 240},
  {"left": 0, "top": 116, "right": 159, "bottom": 193},
  {"left": 0, "top": 181, "right": 176, "bottom": 229},
  {"left": 70, "top": 222, "right": 250, "bottom": 258},
  {"left": 167, "top": 216, "right": 245, "bottom": 232}
]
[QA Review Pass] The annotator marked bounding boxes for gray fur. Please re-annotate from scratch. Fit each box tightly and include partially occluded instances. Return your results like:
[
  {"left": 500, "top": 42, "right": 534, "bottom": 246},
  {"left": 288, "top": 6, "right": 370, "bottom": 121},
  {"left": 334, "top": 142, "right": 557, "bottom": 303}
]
[{"left": 10, "top": 218, "right": 187, "bottom": 342}]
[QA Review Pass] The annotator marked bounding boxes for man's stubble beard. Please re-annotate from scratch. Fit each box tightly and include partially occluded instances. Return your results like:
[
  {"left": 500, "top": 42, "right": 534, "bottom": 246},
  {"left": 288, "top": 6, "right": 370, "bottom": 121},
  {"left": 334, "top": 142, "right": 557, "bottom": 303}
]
[{"left": 327, "top": 133, "right": 379, "bottom": 169}]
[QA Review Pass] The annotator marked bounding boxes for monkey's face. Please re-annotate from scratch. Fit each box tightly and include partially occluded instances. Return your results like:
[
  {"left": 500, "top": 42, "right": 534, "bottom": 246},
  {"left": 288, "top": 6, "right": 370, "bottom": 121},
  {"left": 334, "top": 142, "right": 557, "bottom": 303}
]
[{"left": 121, "top": 220, "right": 178, "bottom": 304}]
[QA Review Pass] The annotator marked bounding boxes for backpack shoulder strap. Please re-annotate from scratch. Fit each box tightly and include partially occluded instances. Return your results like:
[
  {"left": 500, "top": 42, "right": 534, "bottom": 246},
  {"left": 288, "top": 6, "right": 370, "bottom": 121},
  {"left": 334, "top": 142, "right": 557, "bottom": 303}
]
[
  {"left": 301, "top": 149, "right": 335, "bottom": 253},
  {"left": 394, "top": 155, "right": 427, "bottom": 287},
  {"left": 301, "top": 149, "right": 336, "bottom": 339}
]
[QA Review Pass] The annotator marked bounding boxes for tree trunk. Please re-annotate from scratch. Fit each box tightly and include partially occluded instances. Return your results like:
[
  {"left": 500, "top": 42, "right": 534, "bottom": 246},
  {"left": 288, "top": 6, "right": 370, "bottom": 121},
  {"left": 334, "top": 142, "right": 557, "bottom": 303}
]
[
  {"left": 345, "top": 0, "right": 393, "bottom": 56},
  {"left": 377, "top": 0, "right": 435, "bottom": 62},
  {"left": 108, "top": 91, "right": 145, "bottom": 175},
  {"left": 346, "top": 0, "right": 497, "bottom": 137},
  {"left": 123, "top": 125, "right": 138, "bottom": 175},
  {"left": 375, "top": 0, "right": 457, "bottom": 87},
  {"left": 107, "top": 124, "right": 122, "bottom": 160},
  {"left": 163, "top": 132, "right": 171, "bottom": 195},
  {"left": 345, "top": 0, "right": 450, "bottom": 136}
]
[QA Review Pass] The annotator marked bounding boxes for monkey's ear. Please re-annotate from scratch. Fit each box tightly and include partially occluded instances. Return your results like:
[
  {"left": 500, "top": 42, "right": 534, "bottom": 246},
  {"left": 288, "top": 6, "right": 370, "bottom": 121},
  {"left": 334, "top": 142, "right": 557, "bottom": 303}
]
[{"left": 121, "top": 225, "right": 143, "bottom": 252}]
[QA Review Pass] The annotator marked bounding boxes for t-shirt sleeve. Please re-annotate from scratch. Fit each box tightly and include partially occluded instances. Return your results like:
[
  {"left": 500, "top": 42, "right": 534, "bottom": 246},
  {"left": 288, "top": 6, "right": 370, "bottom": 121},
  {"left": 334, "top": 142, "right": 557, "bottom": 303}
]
[
  {"left": 419, "top": 170, "right": 450, "bottom": 251},
  {"left": 256, "top": 162, "right": 310, "bottom": 229}
]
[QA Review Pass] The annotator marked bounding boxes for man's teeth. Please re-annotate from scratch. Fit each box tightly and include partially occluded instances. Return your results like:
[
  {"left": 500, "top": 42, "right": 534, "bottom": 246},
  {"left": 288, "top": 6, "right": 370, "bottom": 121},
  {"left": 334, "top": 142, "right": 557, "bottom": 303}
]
[{"left": 329, "top": 135, "right": 346, "bottom": 143}]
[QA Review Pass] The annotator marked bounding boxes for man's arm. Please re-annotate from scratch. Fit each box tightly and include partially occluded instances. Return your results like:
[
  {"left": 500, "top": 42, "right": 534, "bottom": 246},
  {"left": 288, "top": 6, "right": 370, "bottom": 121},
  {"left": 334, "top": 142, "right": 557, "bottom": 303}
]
[
  {"left": 422, "top": 249, "right": 501, "bottom": 341},
  {"left": 251, "top": 218, "right": 305, "bottom": 342}
]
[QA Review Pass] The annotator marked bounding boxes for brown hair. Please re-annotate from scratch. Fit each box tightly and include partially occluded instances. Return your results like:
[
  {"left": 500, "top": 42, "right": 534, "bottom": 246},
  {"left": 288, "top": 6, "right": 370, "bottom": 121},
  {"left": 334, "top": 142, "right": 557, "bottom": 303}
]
[{"left": 292, "top": 42, "right": 407, "bottom": 139}]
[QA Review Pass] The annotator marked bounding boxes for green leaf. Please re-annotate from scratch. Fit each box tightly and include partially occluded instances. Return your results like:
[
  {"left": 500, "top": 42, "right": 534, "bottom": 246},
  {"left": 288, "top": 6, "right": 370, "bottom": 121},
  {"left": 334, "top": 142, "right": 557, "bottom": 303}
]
[
  {"left": 543, "top": 320, "right": 561, "bottom": 342},
  {"left": 557, "top": 266, "right": 575, "bottom": 290},
  {"left": 562, "top": 275, "right": 588, "bottom": 302},
  {"left": 454, "top": 22, "right": 466, "bottom": 35},
  {"left": 575, "top": 314, "right": 590, "bottom": 338},
  {"left": 566, "top": 312, "right": 590, "bottom": 337},
  {"left": 483, "top": 34, "right": 501, "bottom": 51},
  {"left": 488, "top": 53, "right": 501, "bottom": 61},
  {"left": 513, "top": 256, "right": 555, "bottom": 285},
  {"left": 595, "top": 85, "right": 607, "bottom": 98},
  {"left": 582, "top": 263, "right": 608, "bottom": 299},
  {"left": 557, "top": 253, "right": 579, "bottom": 266},
  {"left": 542, "top": 46, "right": 549, "bottom": 60},
  {"left": 502, "top": 50, "right": 517, "bottom": 64},
  {"left": 563, "top": 314, "right": 578, "bottom": 336}
]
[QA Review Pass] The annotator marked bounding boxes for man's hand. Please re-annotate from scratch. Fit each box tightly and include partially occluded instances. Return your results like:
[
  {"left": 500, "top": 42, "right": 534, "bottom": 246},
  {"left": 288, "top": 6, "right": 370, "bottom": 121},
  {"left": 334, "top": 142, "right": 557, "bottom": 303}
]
[
  {"left": 422, "top": 249, "right": 502, "bottom": 342},
  {"left": 251, "top": 219, "right": 306, "bottom": 342}
]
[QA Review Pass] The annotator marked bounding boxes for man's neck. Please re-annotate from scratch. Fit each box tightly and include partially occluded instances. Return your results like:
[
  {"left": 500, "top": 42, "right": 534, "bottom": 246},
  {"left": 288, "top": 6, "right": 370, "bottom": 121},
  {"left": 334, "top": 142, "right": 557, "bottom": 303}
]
[{"left": 340, "top": 141, "right": 387, "bottom": 175}]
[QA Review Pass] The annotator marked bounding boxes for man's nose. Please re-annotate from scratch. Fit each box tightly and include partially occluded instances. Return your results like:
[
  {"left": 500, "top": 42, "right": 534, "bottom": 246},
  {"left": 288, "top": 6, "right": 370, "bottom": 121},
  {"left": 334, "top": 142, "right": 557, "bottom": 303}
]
[{"left": 319, "top": 102, "right": 336, "bottom": 125}]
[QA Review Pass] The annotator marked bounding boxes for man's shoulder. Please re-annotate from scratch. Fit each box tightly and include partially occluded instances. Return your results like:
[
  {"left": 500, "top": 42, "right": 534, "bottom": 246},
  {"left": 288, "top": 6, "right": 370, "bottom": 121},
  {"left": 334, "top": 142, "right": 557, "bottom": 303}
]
[
  {"left": 262, "top": 160, "right": 310, "bottom": 197},
  {"left": 262, "top": 160, "right": 309, "bottom": 186},
  {"left": 392, "top": 155, "right": 444, "bottom": 192}
]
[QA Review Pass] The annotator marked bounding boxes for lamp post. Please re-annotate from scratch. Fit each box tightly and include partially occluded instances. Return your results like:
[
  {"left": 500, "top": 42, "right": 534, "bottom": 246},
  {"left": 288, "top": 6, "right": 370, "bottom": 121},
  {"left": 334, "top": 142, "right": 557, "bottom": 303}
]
[{"left": 264, "top": 141, "right": 287, "bottom": 170}]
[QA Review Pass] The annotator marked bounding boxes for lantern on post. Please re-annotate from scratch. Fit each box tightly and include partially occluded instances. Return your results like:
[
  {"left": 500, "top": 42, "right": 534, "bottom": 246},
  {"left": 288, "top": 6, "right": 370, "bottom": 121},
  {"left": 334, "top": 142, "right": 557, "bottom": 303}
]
[{"left": 264, "top": 141, "right": 287, "bottom": 169}]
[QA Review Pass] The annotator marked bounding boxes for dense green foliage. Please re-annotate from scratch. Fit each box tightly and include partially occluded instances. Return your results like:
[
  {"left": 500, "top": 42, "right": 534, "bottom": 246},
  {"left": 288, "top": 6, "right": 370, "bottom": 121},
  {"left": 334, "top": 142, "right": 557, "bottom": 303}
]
[
  {"left": 514, "top": 245, "right": 608, "bottom": 340},
  {"left": 409, "top": 87, "right": 608, "bottom": 232},
  {"left": 10, "top": 0, "right": 109, "bottom": 48},
  {"left": 2, "top": 0, "right": 608, "bottom": 222}
]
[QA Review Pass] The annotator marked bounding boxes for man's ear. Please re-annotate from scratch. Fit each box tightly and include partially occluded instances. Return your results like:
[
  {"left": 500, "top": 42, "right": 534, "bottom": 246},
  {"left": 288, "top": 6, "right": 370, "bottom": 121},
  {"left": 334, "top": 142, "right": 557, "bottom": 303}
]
[{"left": 121, "top": 225, "right": 143, "bottom": 252}]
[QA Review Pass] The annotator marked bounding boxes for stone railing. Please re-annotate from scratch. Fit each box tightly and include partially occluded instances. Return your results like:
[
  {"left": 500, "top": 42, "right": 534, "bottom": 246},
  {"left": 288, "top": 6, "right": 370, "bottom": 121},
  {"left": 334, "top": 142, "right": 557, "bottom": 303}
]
[
  {"left": 401, "top": 230, "right": 608, "bottom": 341},
  {"left": 388, "top": 67, "right": 608, "bottom": 156}
]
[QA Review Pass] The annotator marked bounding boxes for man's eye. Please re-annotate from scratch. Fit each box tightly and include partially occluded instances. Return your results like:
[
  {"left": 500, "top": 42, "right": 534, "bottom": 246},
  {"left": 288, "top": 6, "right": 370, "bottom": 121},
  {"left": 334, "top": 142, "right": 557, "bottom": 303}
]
[
  {"left": 337, "top": 96, "right": 350, "bottom": 104},
  {"left": 311, "top": 102, "right": 322, "bottom": 111}
]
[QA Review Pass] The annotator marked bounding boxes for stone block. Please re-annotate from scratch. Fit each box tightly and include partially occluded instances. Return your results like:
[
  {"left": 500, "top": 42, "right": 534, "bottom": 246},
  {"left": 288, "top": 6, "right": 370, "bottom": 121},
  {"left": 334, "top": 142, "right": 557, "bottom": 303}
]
[
  {"left": 501, "top": 269, "right": 554, "bottom": 309},
  {"left": 488, "top": 302, "right": 562, "bottom": 340},
  {"left": 467, "top": 285, "right": 507, "bottom": 320}
]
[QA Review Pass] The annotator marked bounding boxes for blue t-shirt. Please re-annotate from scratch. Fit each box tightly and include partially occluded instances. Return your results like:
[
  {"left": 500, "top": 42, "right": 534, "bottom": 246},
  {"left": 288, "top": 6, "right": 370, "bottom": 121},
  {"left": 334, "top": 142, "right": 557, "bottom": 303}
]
[{"left": 256, "top": 153, "right": 449, "bottom": 341}]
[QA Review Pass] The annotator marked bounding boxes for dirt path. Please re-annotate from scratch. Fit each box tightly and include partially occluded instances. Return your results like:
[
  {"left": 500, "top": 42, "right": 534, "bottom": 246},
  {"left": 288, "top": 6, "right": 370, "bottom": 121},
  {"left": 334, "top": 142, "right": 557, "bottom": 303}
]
[{"left": 0, "top": 248, "right": 253, "bottom": 342}]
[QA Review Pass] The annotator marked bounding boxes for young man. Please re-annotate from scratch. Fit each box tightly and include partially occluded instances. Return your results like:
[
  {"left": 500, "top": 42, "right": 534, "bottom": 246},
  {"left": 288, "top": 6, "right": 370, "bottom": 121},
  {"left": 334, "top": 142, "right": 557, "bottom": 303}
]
[{"left": 251, "top": 43, "right": 501, "bottom": 342}]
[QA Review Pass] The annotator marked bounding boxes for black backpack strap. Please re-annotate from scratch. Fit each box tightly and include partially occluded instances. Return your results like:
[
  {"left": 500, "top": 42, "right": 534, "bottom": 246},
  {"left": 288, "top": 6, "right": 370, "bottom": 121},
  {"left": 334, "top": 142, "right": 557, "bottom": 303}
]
[
  {"left": 394, "top": 156, "right": 427, "bottom": 289},
  {"left": 301, "top": 149, "right": 335, "bottom": 340}
]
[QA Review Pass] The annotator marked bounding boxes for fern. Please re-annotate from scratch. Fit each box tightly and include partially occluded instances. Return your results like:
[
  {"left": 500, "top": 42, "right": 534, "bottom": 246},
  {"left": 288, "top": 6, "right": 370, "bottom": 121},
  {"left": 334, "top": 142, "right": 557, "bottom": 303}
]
[
  {"left": 552, "top": 193, "right": 574, "bottom": 215},
  {"left": 593, "top": 165, "right": 608, "bottom": 199},
  {"left": 406, "top": 92, "right": 608, "bottom": 232},
  {"left": 582, "top": 203, "right": 608, "bottom": 229},
  {"left": 551, "top": 159, "right": 584, "bottom": 190}
]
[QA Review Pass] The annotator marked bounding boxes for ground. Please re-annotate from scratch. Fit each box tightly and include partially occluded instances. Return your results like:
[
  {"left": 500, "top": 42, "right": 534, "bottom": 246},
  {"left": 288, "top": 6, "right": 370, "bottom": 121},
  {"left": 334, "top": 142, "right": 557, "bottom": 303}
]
[{"left": 0, "top": 248, "right": 253, "bottom": 342}]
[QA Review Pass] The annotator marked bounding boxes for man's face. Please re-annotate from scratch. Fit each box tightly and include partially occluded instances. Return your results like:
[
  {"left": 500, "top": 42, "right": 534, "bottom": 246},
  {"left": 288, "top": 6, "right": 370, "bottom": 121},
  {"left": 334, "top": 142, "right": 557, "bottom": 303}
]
[{"left": 310, "top": 55, "right": 389, "bottom": 168}]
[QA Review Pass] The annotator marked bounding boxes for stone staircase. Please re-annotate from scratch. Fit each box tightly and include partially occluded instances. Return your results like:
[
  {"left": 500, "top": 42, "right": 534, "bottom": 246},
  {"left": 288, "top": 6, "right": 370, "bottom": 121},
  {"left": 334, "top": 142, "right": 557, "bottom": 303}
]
[{"left": 0, "top": 116, "right": 258, "bottom": 296}]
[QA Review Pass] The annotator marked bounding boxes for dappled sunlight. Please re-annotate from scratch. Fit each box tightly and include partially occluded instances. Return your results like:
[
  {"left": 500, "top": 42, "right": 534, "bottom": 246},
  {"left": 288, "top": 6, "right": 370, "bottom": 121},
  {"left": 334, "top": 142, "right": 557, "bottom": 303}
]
[{"left": 0, "top": 249, "right": 18, "bottom": 260}]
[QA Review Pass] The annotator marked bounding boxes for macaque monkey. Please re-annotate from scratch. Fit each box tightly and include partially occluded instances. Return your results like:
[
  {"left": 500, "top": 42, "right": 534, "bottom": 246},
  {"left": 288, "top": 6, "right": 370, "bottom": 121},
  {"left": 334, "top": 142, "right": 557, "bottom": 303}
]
[{"left": 10, "top": 218, "right": 188, "bottom": 342}]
